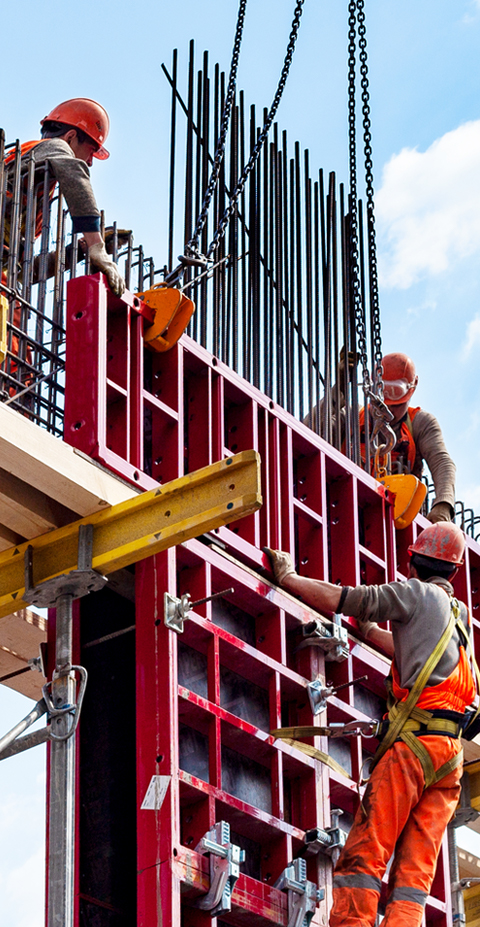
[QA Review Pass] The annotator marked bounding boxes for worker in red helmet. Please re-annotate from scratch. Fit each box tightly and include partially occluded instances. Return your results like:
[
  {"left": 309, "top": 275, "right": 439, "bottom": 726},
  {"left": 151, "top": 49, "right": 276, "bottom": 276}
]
[
  {"left": 3, "top": 98, "right": 124, "bottom": 296},
  {"left": 265, "top": 523, "right": 477, "bottom": 927},
  {"left": 368, "top": 352, "right": 456, "bottom": 524}
]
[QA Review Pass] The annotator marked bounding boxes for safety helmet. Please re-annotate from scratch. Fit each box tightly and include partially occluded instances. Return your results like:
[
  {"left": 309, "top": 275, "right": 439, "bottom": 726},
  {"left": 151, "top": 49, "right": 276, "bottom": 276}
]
[
  {"left": 408, "top": 522, "right": 465, "bottom": 566},
  {"left": 41, "top": 98, "right": 110, "bottom": 160},
  {"left": 381, "top": 352, "right": 418, "bottom": 405}
]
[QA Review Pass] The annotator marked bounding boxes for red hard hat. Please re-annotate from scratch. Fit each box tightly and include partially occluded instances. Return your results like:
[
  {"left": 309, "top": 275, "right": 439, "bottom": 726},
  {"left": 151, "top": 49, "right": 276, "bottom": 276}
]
[
  {"left": 408, "top": 523, "right": 465, "bottom": 565},
  {"left": 41, "top": 98, "right": 110, "bottom": 160},
  {"left": 381, "top": 352, "right": 418, "bottom": 405}
]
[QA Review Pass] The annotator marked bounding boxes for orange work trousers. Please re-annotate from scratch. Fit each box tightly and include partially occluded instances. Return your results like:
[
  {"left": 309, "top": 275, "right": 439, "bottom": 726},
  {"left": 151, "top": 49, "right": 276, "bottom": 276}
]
[{"left": 330, "top": 736, "right": 462, "bottom": 927}]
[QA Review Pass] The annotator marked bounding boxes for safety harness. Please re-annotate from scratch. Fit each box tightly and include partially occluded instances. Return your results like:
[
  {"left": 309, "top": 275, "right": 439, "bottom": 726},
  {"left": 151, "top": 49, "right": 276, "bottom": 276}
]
[
  {"left": 373, "top": 599, "right": 474, "bottom": 789},
  {"left": 273, "top": 599, "right": 480, "bottom": 789}
]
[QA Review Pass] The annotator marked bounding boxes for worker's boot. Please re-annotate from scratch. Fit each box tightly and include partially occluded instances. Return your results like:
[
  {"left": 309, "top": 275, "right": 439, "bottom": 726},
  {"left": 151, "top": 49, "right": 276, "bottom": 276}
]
[{"left": 263, "top": 548, "right": 296, "bottom": 585}]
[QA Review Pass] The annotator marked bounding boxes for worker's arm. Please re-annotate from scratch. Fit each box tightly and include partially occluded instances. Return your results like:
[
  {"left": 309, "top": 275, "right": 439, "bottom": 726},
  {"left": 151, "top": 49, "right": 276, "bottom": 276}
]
[
  {"left": 413, "top": 410, "right": 456, "bottom": 520},
  {"left": 282, "top": 572, "right": 343, "bottom": 614}
]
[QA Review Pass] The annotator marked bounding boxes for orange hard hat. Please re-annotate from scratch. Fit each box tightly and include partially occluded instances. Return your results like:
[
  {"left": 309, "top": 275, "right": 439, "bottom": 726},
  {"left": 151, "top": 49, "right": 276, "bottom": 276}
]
[
  {"left": 408, "top": 522, "right": 465, "bottom": 565},
  {"left": 381, "top": 352, "right": 418, "bottom": 405},
  {"left": 41, "top": 98, "right": 110, "bottom": 160}
]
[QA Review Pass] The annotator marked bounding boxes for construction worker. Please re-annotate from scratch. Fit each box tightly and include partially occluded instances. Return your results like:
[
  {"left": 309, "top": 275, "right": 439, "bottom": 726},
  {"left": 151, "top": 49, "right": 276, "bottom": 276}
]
[
  {"left": 369, "top": 352, "right": 455, "bottom": 524},
  {"left": 265, "top": 523, "right": 476, "bottom": 927},
  {"left": 3, "top": 97, "right": 125, "bottom": 296},
  {"left": 310, "top": 351, "right": 455, "bottom": 524}
]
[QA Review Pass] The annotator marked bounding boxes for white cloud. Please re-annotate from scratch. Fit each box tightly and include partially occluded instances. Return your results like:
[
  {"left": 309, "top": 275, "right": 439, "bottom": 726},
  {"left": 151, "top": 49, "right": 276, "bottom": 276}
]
[
  {"left": 376, "top": 121, "right": 480, "bottom": 289},
  {"left": 463, "top": 314, "right": 480, "bottom": 356}
]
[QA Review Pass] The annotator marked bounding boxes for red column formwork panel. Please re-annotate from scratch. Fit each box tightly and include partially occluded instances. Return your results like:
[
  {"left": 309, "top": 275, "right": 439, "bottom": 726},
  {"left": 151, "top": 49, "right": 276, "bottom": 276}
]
[{"left": 63, "top": 276, "right": 480, "bottom": 927}]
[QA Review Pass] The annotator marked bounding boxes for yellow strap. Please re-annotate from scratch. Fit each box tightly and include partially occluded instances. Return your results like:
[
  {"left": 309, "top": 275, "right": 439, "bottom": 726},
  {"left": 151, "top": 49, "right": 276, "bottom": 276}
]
[
  {"left": 374, "top": 608, "right": 456, "bottom": 767},
  {"left": 433, "top": 747, "right": 464, "bottom": 785},
  {"left": 401, "top": 731, "right": 437, "bottom": 788},
  {"left": 276, "top": 736, "right": 353, "bottom": 781},
  {"left": 401, "top": 718, "right": 460, "bottom": 736}
]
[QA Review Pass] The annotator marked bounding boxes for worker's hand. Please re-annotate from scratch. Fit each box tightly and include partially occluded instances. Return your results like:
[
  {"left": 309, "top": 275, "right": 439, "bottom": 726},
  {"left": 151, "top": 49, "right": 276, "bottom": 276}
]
[
  {"left": 355, "top": 616, "right": 376, "bottom": 640},
  {"left": 263, "top": 547, "right": 296, "bottom": 585},
  {"left": 427, "top": 502, "right": 453, "bottom": 524},
  {"left": 88, "top": 242, "right": 126, "bottom": 297}
]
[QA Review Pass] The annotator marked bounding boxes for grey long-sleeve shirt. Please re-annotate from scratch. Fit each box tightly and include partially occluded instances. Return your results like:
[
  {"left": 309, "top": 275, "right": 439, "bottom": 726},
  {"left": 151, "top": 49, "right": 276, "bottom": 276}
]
[
  {"left": 401, "top": 409, "right": 456, "bottom": 511},
  {"left": 14, "top": 139, "right": 101, "bottom": 234},
  {"left": 343, "top": 577, "right": 471, "bottom": 692}
]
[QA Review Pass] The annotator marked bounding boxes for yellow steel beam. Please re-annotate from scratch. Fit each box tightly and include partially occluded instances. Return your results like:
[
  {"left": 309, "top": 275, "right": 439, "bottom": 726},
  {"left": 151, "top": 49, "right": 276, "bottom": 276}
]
[{"left": 0, "top": 450, "right": 261, "bottom": 619}]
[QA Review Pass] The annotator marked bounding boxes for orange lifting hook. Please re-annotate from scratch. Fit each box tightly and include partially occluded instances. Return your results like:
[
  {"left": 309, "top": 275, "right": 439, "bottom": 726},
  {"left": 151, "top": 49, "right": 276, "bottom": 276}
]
[
  {"left": 374, "top": 448, "right": 427, "bottom": 530},
  {"left": 138, "top": 283, "right": 195, "bottom": 353}
]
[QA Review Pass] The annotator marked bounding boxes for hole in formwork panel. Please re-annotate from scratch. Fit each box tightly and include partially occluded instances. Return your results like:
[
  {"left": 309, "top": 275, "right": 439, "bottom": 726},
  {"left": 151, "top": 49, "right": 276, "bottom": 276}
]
[
  {"left": 294, "top": 510, "right": 324, "bottom": 580},
  {"left": 107, "top": 310, "right": 129, "bottom": 391},
  {"left": 211, "top": 598, "right": 256, "bottom": 647},
  {"left": 221, "top": 744, "right": 272, "bottom": 814},
  {"left": 106, "top": 387, "right": 128, "bottom": 459},
  {"left": 143, "top": 402, "right": 178, "bottom": 482},
  {"left": 326, "top": 470, "right": 358, "bottom": 586},
  {"left": 293, "top": 449, "right": 324, "bottom": 516},
  {"left": 328, "top": 738, "right": 352, "bottom": 777},
  {"left": 143, "top": 344, "right": 179, "bottom": 411},
  {"left": 178, "top": 643, "right": 208, "bottom": 700},
  {"left": 282, "top": 767, "right": 316, "bottom": 830},
  {"left": 179, "top": 724, "right": 210, "bottom": 783},
  {"left": 357, "top": 482, "right": 388, "bottom": 561},
  {"left": 220, "top": 665, "right": 270, "bottom": 731}
]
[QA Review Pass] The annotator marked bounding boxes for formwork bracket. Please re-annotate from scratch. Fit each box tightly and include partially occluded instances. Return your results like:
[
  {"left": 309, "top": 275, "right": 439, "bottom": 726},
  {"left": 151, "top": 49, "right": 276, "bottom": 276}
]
[
  {"left": 304, "top": 810, "right": 347, "bottom": 859},
  {"left": 164, "top": 587, "right": 235, "bottom": 633},
  {"left": 274, "top": 858, "right": 324, "bottom": 927},
  {"left": 298, "top": 615, "right": 349, "bottom": 663},
  {"left": 194, "top": 821, "right": 245, "bottom": 917}
]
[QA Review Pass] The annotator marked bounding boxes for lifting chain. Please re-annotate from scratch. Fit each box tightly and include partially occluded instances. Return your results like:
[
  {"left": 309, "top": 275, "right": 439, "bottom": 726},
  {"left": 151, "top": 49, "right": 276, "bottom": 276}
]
[
  {"left": 347, "top": 0, "right": 394, "bottom": 460},
  {"left": 203, "top": 0, "right": 305, "bottom": 260},
  {"left": 185, "top": 0, "right": 248, "bottom": 261}
]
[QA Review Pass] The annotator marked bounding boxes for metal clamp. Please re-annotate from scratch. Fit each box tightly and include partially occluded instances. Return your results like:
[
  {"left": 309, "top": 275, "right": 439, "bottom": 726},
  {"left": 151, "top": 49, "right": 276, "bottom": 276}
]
[
  {"left": 274, "top": 858, "right": 324, "bottom": 927},
  {"left": 307, "top": 674, "right": 368, "bottom": 715},
  {"left": 297, "top": 615, "right": 349, "bottom": 663},
  {"left": 194, "top": 821, "right": 245, "bottom": 917},
  {"left": 304, "top": 811, "right": 347, "bottom": 864},
  {"left": 164, "top": 587, "right": 234, "bottom": 633},
  {"left": 42, "top": 664, "right": 88, "bottom": 742}
]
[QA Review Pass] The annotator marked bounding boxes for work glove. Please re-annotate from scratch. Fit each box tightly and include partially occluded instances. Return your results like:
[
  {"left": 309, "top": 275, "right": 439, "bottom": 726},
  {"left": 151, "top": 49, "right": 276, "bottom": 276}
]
[
  {"left": 88, "top": 242, "right": 126, "bottom": 297},
  {"left": 427, "top": 502, "right": 453, "bottom": 524},
  {"left": 355, "top": 616, "right": 376, "bottom": 640},
  {"left": 263, "top": 547, "right": 296, "bottom": 585}
]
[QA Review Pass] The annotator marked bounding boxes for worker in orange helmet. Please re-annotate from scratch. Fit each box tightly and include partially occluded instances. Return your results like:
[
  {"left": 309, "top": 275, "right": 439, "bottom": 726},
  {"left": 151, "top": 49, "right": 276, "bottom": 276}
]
[
  {"left": 3, "top": 98, "right": 124, "bottom": 296},
  {"left": 265, "top": 522, "right": 477, "bottom": 927},
  {"left": 368, "top": 352, "right": 455, "bottom": 524}
]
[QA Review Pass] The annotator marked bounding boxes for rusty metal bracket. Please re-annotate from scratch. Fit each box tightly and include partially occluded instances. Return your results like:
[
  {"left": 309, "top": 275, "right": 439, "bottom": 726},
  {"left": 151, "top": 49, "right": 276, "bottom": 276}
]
[
  {"left": 274, "top": 858, "right": 324, "bottom": 927},
  {"left": 194, "top": 821, "right": 245, "bottom": 917},
  {"left": 304, "top": 811, "right": 347, "bottom": 866}
]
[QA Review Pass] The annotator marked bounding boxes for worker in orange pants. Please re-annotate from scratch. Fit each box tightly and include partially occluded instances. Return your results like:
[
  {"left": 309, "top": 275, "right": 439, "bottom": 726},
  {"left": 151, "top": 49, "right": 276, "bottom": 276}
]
[
  {"left": 265, "top": 521, "right": 477, "bottom": 927},
  {"left": 330, "top": 737, "right": 462, "bottom": 926}
]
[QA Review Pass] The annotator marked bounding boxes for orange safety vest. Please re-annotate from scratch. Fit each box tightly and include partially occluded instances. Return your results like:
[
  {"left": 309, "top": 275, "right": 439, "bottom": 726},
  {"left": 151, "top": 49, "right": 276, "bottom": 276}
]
[
  {"left": 3, "top": 140, "right": 57, "bottom": 246},
  {"left": 391, "top": 628, "right": 476, "bottom": 714},
  {"left": 359, "top": 405, "right": 421, "bottom": 474}
]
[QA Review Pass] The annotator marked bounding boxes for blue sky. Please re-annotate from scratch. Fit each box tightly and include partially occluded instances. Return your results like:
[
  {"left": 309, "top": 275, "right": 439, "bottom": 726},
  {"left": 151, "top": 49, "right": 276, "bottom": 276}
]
[{"left": 2, "top": 1, "right": 480, "bottom": 923}]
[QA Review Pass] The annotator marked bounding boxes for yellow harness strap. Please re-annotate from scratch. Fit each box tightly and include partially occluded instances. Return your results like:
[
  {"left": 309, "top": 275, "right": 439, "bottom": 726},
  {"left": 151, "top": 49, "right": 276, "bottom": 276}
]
[{"left": 375, "top": 600, "right": 466, "bottom": 789}]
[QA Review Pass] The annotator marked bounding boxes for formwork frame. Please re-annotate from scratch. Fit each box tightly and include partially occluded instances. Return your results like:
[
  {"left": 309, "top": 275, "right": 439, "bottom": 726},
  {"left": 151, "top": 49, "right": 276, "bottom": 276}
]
[{"left": 61, "top": 277, "right": 480, "bottom": 926}]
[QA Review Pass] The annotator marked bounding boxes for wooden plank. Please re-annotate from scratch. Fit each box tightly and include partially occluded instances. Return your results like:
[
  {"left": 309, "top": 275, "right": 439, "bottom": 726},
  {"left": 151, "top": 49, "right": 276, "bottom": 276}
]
[
  {"left": 0, "top": 467, "right": 79, "bottom": 537},
  {"left": 0, "top": 450, "right": 262, "bottom": 619},
  {"left": 0, "top": 609, "right": 46, "bottom": 700},
  {"left": 0, "top": 403, "right": 138, "bottom": 516}
]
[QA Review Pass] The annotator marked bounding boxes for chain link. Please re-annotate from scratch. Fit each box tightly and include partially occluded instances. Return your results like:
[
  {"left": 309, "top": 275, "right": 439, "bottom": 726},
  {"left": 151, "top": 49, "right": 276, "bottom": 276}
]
[
  {"left": 347, "top": 0, "right": 370, "bottom": 396},
  {"left": 206, "top": 0, "right": 305, "bottom": 258},
  {"left": 357, "top": 2, "right": 383, "bottom": 395},
  {"left": 185, "top": 0, "right": 248, "bottom": 257}
]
